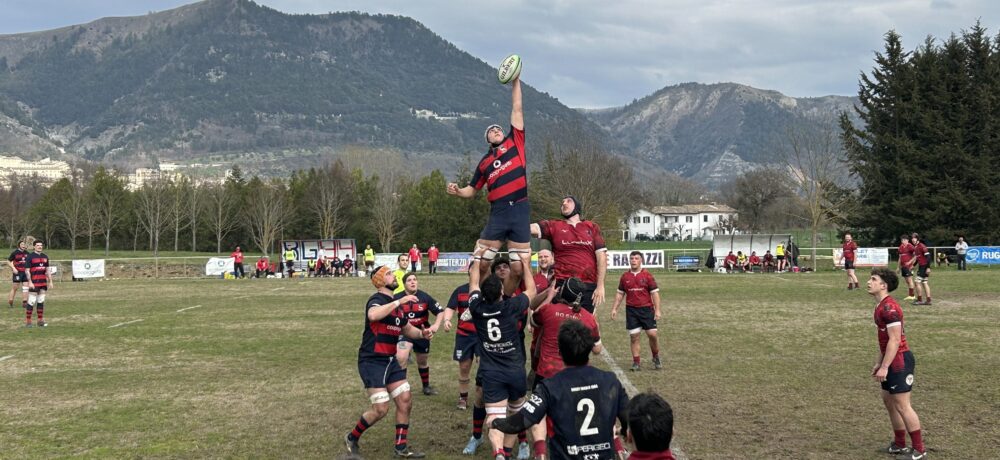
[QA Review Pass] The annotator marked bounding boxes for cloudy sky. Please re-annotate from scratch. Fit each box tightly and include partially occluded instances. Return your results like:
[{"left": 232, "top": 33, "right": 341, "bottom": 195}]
[{"left": 2, "top": 0, "right": 998, "bottom": 108}]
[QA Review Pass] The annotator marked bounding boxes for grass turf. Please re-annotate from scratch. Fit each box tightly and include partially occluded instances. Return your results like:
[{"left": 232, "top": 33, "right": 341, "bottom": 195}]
[{"left": 1, "top": 269, "right": 998, "bottom": 458}]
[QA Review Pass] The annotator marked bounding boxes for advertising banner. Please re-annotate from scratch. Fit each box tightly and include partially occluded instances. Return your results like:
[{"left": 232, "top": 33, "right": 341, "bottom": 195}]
[
  {"left": 281, "top": 239, "right": 358, "bottom": 262},
  {"left": 72, "top": 259, "right": 105, "bottom": 278},
  {"left": 436, "top": 252, "right": 475, "bottom": 273},
  {"left": 833, "top": 247, "right": 890, "bottom": 267},
  {"left": 606, "top": 250, "right": 665, "bottom": 270},
  {"left": 205, "top": 257, "right": 235, "bottom": 276},
  {"left": 964, "top": 246, "right": 1000, "bottom": 265}
]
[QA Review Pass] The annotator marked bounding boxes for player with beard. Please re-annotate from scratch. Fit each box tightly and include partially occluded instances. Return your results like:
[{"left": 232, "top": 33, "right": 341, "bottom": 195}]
[
  {"left": 345, "top": 266, "right": 433, "bottom": 458},
  {"left": 394, "top": 273, "right": 445, "bottom": 396},
  {"left": 447, "top": 74, "right": 532, "bottom": 283},
  {"left": 530, "top": 196, "right": 607, "bottom": 313}
]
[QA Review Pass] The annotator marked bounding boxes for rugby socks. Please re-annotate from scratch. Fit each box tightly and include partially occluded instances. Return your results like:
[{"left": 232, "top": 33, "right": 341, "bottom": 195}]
[
  {"left": 614, "top": 437, "right": 626, "bottom": 456},
  {"left": 25, "top": 306, "right": 32, "bottom": 325},
  {"left": 909, "top": 429, "right": 924, "bottom": 453},
  {"left": 494, "top": 449, "right": 506, "bottom": 459},
  {"left": 472, "top": 405, "right": 486, "bottom": 439},
  {"left": 908, "top": 288, "right": 915, "bottom": 297},
  {"left": 632, "top": 356, "right": 641, "bottom": 365},
  {"left": 503, "top": 446, "right": 513, "bottom": 458},
  {"left": 916, "top": 296, "right": 923, "bottom": 302},
  {"left": 394, "top": 423, "right": 409, "bottom": 451},
  {"left": 893, "top": 429, "right": 907, "bottom": 448},
  {"left": 348, "top": 417, "right": 371, "bottom": 442},
  {"left": 36, "top": 303, "right": 43, "bottom": 322},
  {"left": 533, "top": 440, "right": 546, "bottom": 457},
  {"left": 418, "top": 367, "right": 430, "bottom": 387}
]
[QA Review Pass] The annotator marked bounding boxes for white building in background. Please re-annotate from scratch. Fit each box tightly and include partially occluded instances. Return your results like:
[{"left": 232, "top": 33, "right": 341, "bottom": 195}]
[
  {"left": 0, "top": 155, "right": 72, "bottom": 186},
  {"left": 623, "top": 204, "right": 738, "bottom": 241}
]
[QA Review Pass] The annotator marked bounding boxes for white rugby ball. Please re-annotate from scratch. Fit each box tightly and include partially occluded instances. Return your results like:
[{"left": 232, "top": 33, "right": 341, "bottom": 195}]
[{"left": 497, "top": 54, "right": 522, "bottom": 84}]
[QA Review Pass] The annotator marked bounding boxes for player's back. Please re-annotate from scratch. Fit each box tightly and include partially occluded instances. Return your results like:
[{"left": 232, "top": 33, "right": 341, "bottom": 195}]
[
  {"left": 538, "top": 365, "right": 627, "bottom": 460},
  {"left": 470, "top": 292, "right": 528, "bottom": 372}
]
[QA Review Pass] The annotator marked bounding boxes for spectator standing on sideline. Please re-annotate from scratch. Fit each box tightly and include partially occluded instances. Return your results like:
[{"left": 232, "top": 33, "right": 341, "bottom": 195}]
[
  {"left": 788, "top": 238, "right": 800, "bottom": 269},
  {"left": 427, "top": 244, "right": 440, "bottom": 275},
  {"left": 283, "top": 246, "right": 296, "bottom": 278},
  {"left": 255, "top": 256, "right": 269, "bottom": 278},
  {"left": 409, "top": 244, "right": 421, "bottom": 273},
  {"left": 611, "top": 251, "right": 663, "bottom": 371},
  {"left": 8, "top": 240, "right": 29, "bottom": 309},
  {"left": 626, "top": 392, "right": 676, "bottom": 460},
  {"left": 364, "top": 244, "right": 376, "bottom": 276},
  {"left": 843, "top": 233, "right": 859, "bottom": 290},
  {"left": 775, "top": 242, "right": 786, "bottom": 272},
  {"left": 955, "top": 236, "right": 968, "bottom": 271},
  {"left": 231, "top": 246, "right": 245, "bottom": 279},
  {"left": 25, "top": 240, "right": 51, "bottom": 328}
]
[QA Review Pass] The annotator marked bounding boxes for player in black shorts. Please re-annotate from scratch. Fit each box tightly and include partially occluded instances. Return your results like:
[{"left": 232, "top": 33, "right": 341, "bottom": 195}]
[
  {"left": 494, "top": 319, "right": 629, "bottom": 460},
  {"left": 345, "top": 266, "right": 432, "bottom": 458},
  {"left": 8, "top": 240, "right": 29, "bottom": 309},
  {"left": 464, "top": 255, "right": 536, "bottom": 460},
  {"left": 394, "top": 273, "right": 445, "bottom": 396}
]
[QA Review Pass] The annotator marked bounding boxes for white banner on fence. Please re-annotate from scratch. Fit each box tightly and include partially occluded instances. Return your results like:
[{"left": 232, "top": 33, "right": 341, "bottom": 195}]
[
  {"left": 606, "top": 250, "right": 665, "bottom": 270},
  {"left": 833, "top": 247, "right": 890, "bottom": 267},
  {"left": 205, "top": 257, "right": 235, "bottom": 276},
  {"left": 72, "top": 259, "right": 105, "bottom": 278}
]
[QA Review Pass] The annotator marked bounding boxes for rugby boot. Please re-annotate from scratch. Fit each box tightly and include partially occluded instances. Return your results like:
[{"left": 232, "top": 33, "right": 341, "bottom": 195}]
[
  {"left": 422, "top": 385, "right": 437, "bottom": 396},
  {"left": 344, "top": 433, "right": 360, "bottom": 456},
  {"left": 456, "top": 397, "right": 468, "bottom": 410},
  {"left": 37, "top": 321, "right": 47, "bottom": 327},
  {"left": 885, "top": 442, "right": 911, "bottom": 455},
  {"left": 517, "top": 441, "right": 530, "bottom": 460},
  {"left": 462, "top": 436, "right": 483, "bottom": 455},
  {"left": 393, "top": 446, "right": 425, "bottom": 458},
  {"left": 630, "top": 362, "right": 640, "bottom": 372},
  {"left": 652, "top": 357, "right": 662, "bottom": 370},
  {"left": 896, "top": 449, "right": 927, "bottom": 460}
]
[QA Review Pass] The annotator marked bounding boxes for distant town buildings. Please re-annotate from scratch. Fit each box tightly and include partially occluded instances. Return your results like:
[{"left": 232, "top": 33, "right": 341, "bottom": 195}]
[
  {"left": 624, "top": 204, "right": 738, "bottom": 241},
  {"left": 0, "top": 155, "right": 72, "bottom": 187}
]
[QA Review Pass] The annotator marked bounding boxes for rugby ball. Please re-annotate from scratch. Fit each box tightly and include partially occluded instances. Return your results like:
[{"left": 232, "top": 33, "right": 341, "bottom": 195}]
[{"left": 497, "top": 54, "right": 522, "bottom": 84}]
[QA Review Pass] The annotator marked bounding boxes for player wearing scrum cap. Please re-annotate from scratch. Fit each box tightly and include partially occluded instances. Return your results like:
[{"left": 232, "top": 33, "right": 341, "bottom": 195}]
[
  {"left": 447, "top": 73, "right": 532, "bottom": 281},
  {"left": 345, "top": 265, "right": 433, "bottom": 458},
  {"left": 530, "top": 196, "right": 608, "bottom": 314}
]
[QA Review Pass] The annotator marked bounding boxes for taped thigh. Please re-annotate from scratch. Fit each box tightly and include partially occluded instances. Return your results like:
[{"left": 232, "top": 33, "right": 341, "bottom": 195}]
[
  {"left": 37, "top": 293, "right": 45, "bottom": 303},
  {"left": 390, "top": 382, "right": 411, "bottom": 399},
  {"left": 486, "top": 406, "right": 508, "bottom": 416},
  {"left": 628, "top": 327, "right": 642, "bottom": 335},
  {"left": 27, "top": 292, "right": 37, "bottom": 306},
  {"left": 21, "top": 286, "right": 28, "bottom": 293},
  {"left": 369, "top": 391, "right": 391, "bottom": 404}
]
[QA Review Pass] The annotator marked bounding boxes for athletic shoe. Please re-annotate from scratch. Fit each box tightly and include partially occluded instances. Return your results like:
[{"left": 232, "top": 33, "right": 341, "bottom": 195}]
[
  {"left": 652, "top": 357, "right": 662, "bottom": 370},
  {"left": 422, "top": 385, "right": 438, "bottom": 396},
  {"left": 344, "top": 433, "right": 360, "bottom": 455},
  {"left": 896, "top": 449, "right": 926, "bottom": 460},
  {"left": 37, "top": 321, "right": 47, "bottom": 327},
  {"left": 630, "top": 363, "right": 640, "bottom": 372},
  {"left": 393, "top": 446, "right": 426, "bottom": 458},
  {"left": 885, "top": 442, "right": 911, "bottom": 455},
  {"left": 517, "top": 441, "right": 530, "bottom": 460},
  {"left": 912, "top": 300, "right": 927, "bottom": 305},
  {"left": 25, "top": 323, "right": 32, "bottom": 328},
  {"left": 462, "top": 436, "right": 483, "bottom": 455},
  {"left": 923, "top": 301, "right": 932, "bottom": 306},
  {"left": 456, "top": 397, "right": 468, "bottom": 410},
  {"left": 904, "top": 296, "right": 915, "bottom": 301}
]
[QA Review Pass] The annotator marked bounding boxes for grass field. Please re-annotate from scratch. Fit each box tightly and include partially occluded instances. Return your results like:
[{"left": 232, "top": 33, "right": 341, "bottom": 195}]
[{"left": 1, "top": 269, "right": 998, "bottom": 459}]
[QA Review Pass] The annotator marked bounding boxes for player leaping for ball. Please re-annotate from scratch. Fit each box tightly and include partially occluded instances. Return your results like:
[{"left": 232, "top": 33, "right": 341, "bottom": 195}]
[{"left": 447, "top": 74, "right": 531, "bottom": 280}]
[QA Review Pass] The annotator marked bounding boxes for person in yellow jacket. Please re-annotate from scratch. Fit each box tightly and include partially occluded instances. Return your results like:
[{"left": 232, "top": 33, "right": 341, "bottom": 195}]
[
  {"left": 283, "top": 248, "right": 296, "bottom": 278},
  {"left": 775, "top": 243, "right": 786, "bottom": 273},
  {"left": 363, "top": 244, "right": 376, "bottom": 276},
  {"left": 392, "top": 254, "right": 409, "bottom": 294}
]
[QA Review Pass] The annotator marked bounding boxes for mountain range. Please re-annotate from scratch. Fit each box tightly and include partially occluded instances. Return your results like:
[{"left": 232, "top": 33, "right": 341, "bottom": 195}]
[{"left": 0, "top": 0, "right": 858, "bottom": 185}]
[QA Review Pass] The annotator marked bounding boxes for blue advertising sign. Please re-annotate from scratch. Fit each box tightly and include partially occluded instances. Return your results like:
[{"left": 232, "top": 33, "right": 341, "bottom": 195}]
[
  {"left": 436, "top": 252, "right": 475, "bottom": 273},
  {"left": 964, "top": 246, "right": 1000, "bottom": 265}
]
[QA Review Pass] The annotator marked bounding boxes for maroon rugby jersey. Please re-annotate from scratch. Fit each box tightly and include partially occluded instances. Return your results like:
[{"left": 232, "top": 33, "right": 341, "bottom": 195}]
[
  {"left": 26, "top": 252, "right": 49, "bottom": 289},
  {"left": 874, "top": 296, "right": 910, "bottom": 371},
  {"left": 358, "top": 292, "right": 407, "bottom": 359},
  {"left": 618, "top": 269, "right": 659, "bottom": 307},
  {"left": 842, "top": 241, "right": 858, "bottom": 261},
  {"left": 913, "top": 242, "right": 930, "bottom": 266},
  {"left": 538, "top": 219, "right": 606, "bottom": 284},
  {"left": 532, "top": 303, "right": 600, "bottom": 378},
  {"left": 446, "top": 284, "right": 475, "bottom": 336},
  {"left": 470, "top": 125, "right": 527, "bottom": 205},
  {"left": 898, "top": 241, "right": 914, "bottom": 266}
]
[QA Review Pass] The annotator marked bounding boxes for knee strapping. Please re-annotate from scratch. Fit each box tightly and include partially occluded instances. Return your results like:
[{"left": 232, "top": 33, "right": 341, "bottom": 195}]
[
  {"left": 390, "top": 382, "right": 411, "bottom": 399},
  {"left": 477, "top": 244, "right": 498, "bottom": 261},
  {"left": 369, "top": 391, "right": 391, "bottom": 404},
  {"left": 508, "top": 401, "right": 524, "bottom": 412},
  {"left": 21, "top": 286, "right": 28, "bottom": 293},
  {"left": 486, "top": 406, "right": 507, "bottom": 416},
  {"left": 508, "top": 249, "right": 529, "bottom": 261},
  {"left": 458, "top": 378, "right": 471, "bottom": 385}
]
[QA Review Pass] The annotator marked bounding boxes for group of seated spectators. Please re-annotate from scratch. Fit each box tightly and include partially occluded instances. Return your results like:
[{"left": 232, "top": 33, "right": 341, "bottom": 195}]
[
  {"left": 252, "top": 256, "right": 356, "bottom": 278},
  {"left": 722, "top": 250, "right": 780, "bottom": 273}
]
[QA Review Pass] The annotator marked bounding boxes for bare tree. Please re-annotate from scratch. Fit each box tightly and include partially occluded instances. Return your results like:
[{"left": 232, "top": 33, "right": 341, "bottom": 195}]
[
  {"left": 188, "top": 181, "right": 204, "bottom": 252},
  {"left": 243, "top": 179, "right": 293, "bottom": 256},
  {"left": 308, "top": 161, "right": 351, "bottom": 238},
  {"left": 643, "top": 172, "right": 708, "bottom": 207},
  {"left": 718, "top": 168, "right": 793, "bottom": 233},
  {"left": 50, "top": 178, "right": 87, "bottom": 255},
  {"left": 0, "top": 173, "right": 39, "bottom": 246},
  {"left": 205, "top": 183, "right": 239, "bottom": 254},
  {"left": 784, "top": 123, "right": 855, "bottom": 270},
  {"left": 168, "top": 179, "right": 192, "bottom": 252},
  {"left": 135, "top": 179, "right": 170, "bottom": 256}
]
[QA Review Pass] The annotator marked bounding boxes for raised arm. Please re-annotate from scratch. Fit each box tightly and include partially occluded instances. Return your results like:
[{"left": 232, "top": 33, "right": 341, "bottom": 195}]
[
  {"left": 510, "top": 77, "right": 523, "bottom": 131},
  {"left": 447, "top": 183, "right": 477, "bottom": 199}
]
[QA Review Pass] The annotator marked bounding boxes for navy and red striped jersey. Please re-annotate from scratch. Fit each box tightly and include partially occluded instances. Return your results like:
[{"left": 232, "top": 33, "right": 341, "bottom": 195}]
[
  {"left": 26, "top": 252, "right": 49, "bottom": 289},
  {"left": 874, "top": 296, "right": 910, "bottom": 371},
  {"left": 469, "top": 125, "right": 527, "bottom": 205},
  {"left": 394, "top": 289, "right": 442, "bottom": 329},
  {"left": 8, "top": 249, "right": 28, "bottom": 273},
  {"left": 538, "top": 219, "right": 607, "bottom": 284},
  {"left": 358, "top": 292, "right": 407, "bottom": 360},
  {"left": 446, "top": 283, "right": 475, "bottom": 336},
  {"left": 618, "top": 269, "right": 659, "bottom": 308}
]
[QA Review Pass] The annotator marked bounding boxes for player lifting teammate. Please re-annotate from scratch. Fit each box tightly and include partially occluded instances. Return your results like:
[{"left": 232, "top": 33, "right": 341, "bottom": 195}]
[
  {"left": 531, "top": 196, "right": 608, "bottom": 313},
  {"left": 345, "top": 266, "right": 433, "bottom": 458},
  {"left": 447, "top": 72, "right": 531, "bottom": 281}
]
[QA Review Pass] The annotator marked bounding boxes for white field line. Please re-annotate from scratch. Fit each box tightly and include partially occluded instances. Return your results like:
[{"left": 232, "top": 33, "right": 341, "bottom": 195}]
[
  {"left": 0, "top": 355, "right": 13, "bottom": 362},
  {"left": 599, "top": 347, "right": 688, "bottom": 460},
  {"left": 176, "top": 305, "right": 203, "bottom": 313},
  {"left": 269, "top": 287, "right": 285, "bottom": 291},
  {"left": 108, "top": 319, "right": 144, "bottom": 328}
]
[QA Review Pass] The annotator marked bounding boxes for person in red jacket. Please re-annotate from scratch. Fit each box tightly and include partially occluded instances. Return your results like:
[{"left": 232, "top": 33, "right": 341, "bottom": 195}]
[
  {"left": 723, "top": 251, "right": 738, "bottom": 272},
  {"left": 255, "top": 256, "right": 269, "bottom": 278},
  {"left": 408, "top": 244, "right": 421, "bottom": 273},
  {"left": 748, "top": 251, "right": 761, "bottom": 273},
  {"left": 427, "top": 244, "right": 439, "bottom": 275},
  {"left": 231, "top": 246, "right": 245, "bottom": 279},
  {"left": 843, "top": 233, "right": 859, "bottom": 290}
]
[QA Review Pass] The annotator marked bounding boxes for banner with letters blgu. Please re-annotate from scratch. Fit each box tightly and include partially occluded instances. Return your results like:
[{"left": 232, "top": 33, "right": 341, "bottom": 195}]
[
  {"left": 833, "top": 247, "right": 890, "bottom": 267},
  {"left": 606, "top": 250, "right": 664, "bottom": 270},
  {"left": 205, "top": 257, "right": 235, "bottom": 276},
  {"left": 72, "top": 259, "right": 105, "bottom": 278},
  {"left": 964, "top": 246, "right": 1000, "bottom": 265}
]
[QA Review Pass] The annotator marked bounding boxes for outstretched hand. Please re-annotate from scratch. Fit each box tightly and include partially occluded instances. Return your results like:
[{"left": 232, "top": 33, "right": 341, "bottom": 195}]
[{"left": 446, "top": 183, "right": 459, "bottom": 195}]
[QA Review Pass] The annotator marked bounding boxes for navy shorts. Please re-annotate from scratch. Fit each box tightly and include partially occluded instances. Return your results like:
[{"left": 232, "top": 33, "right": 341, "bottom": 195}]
[
  {"left": 399, "top": 336, "right": 431, "bottom": 354},
  {"left": 454, "top": 333, "right": 478, "bottom": 362},
  {"left": 28, "top": 286, "right": 47, "bottom": 293},
  {"left": 481, "top": 199, "right": 531, "bottom": 244},
  {"left": 881, "top": 351, "right": 915, "bottom": 394},
  {"left": 901, "top": 266, "right": 913, "bottom": 277},
  {"left": 554, "top": 278, "right": 597, "bottom": 313},
  {"left": 358, "top": 356, "right": 408, "bottom": 389},
  {"left": 478, "top": 368, "right": 527, "bottom": 404},
  {"left": 916, "top": 264, "right": 930, "bottom": 280},
  {"left": 12, "top": 272, "right": 27, "bottom": 283},
  {"left": 626, "top": 306, "right": 657, "bottom": 332},
  {"left": 844, "top": 259, "right": 855, "bottom": 270}
]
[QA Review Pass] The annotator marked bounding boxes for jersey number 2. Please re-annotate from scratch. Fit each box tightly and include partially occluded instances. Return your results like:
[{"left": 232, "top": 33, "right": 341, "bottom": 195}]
[
  {"left": 577, "top": 398, "right": 598, "bottom": 436},
  {"left": 487, "top": 318, "right": 502, "bottom": 341}
]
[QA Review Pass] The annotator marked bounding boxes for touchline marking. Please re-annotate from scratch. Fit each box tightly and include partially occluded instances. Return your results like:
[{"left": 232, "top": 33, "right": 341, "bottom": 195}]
[
  {"left": 600, "top": 347, "right": 688, "bottom": 460},
  {"left": 0, "top": 355, "right": 13, "bottom": 362},
  {"left": 176, "top": 305, "right": 203, "bottom": 313},
  {"left": 108, "top": 319, "right": 144, "bottom": 328},
  {"left": 269, "top": 287, "right": 285, "bottom": 292}
]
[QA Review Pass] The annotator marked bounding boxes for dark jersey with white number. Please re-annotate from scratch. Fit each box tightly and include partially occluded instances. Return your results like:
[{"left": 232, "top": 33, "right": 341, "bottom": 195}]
[
  {"left": 469, "top": 289, "right": 529, "bottom": 371},
  {"left": 520, "top": 365, "right": 628, "bottom": 460}
]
